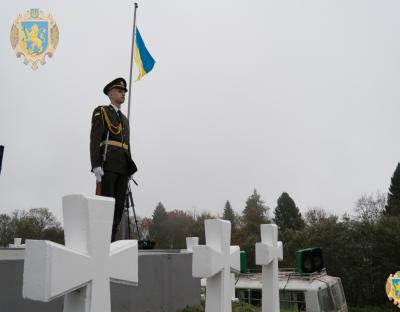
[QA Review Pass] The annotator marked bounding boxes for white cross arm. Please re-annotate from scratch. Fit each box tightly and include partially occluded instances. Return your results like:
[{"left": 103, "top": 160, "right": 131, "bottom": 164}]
[
  {"left": 230, "top": 246, "right": 241, "bottom": 273},
  {"left": 192, "top": 244, "right": 240, "bottom": 278},
  {"left": 109, "top": 240, "right": 138, "bottom": 285},
  {"left": 255, "top": 224, "right": 283, "bottom": 265},
  {"left": 192, "top": 245, "right": 223, "bottom": 278},
  {"left": 186, "top": 237, "right": 199, "bottom": 252},
  {"left": 23, "top": 240, "right": 92, "bottom": 302},
  {"left": 255, "top": 241, "right": 283, "bottom": 265}
]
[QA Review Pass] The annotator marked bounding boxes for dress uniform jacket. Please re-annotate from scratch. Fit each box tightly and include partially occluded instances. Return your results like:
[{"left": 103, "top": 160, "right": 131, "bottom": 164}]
[{"left": 90, "top": 105, "right": 136, "bottom": 175}]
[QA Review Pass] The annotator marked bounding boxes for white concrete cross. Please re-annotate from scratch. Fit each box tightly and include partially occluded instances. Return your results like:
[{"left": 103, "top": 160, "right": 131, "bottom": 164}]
[
  {"left": 255, "top": 224, "right": 283, "bottom": 312},
  {"left": 9, "top": 237, "right": 25, "bottom": 248},
  {"left": 192, "top": 219, "right": 240, "bottom": 312},
  {"left": 186, "top": 237, "right": 199, "bottom": 252},
  {"left": 23, "top": 194, "right": 138, "bottom": 312}
]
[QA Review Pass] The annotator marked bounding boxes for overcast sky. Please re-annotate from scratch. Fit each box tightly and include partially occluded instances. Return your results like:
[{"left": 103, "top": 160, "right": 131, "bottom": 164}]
[{"left": 1, "top": 0, "right": 400, "bottom": 222}]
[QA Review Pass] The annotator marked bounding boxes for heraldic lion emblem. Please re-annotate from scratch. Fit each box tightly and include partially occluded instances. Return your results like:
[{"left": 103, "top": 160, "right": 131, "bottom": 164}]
[{"left": 10, "top": 9, "right": 59, "bottom": 70}]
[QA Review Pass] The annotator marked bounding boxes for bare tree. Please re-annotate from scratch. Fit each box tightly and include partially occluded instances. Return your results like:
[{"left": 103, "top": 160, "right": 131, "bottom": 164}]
[
  {"left": 0, "top": 214, "right": 14, "bottom": 247},
  {"left": 354, "top": 191, "right": 386, "bottom": 222},
  {"left": 304, "top": 207, "right": 328, "bottom": 225}
]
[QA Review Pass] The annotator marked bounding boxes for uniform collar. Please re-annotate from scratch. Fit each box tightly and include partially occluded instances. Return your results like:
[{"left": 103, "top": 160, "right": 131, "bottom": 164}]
[{"left": 110, "top": 103, "right": 120, "bottom": 113}]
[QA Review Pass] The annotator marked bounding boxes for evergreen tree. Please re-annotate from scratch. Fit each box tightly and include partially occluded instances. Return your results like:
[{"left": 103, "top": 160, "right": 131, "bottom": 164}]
[
  {"left": 273, "top": 192, "right": 305, "bottom": 230},
  {"left": 222, "top": 200, "right": 235, "bottom": 227},
  {"left": 152, "top": 202, "right": 168, "bottom": 223},
  {"left": 149, "top": 202, "right": 169, "bottom": 248},
  {"left": 222, "top": 200, "right": 239, "bottom": 245},
  {"left": 241, "top": 189, "right": 269, "bottom": 234},
  {"left": 386, "top": 163, "right": 400, "bottom": 216},
  {"left": 240, "top": 189, "right": 269, "bottom": 269}
]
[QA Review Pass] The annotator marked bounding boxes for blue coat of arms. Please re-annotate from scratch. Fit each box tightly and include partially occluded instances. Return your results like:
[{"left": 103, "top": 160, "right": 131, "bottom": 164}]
[{"left": 10, "top": 9, "right": 59, "bottom": 70}]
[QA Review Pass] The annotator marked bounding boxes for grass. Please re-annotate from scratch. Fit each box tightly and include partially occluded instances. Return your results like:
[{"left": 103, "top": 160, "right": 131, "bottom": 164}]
[
  {"left": 179, "top": 300, "right": 261, "bottom": 312},
  {"left": 349, "top": 305, "right": 397, "bottom": 312},
  {"left": 180, "top": 303, "right": 395, "bottom": 312}
]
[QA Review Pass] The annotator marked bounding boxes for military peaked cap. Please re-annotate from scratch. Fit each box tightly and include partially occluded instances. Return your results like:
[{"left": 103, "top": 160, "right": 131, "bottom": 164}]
[{"left": 103, "top": 77, "right": 128, "bottom": 95}]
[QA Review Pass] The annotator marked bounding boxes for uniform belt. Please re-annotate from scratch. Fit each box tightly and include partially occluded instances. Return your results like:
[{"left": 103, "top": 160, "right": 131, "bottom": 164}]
[{"left": 100, "top": 140, "right": 129, "bottom": 150}]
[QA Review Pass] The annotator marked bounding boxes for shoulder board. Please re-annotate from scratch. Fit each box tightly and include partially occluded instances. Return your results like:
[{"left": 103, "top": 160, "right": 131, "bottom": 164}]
[{"left": 93, "top": 105, "right": 107, "bottom": 117}]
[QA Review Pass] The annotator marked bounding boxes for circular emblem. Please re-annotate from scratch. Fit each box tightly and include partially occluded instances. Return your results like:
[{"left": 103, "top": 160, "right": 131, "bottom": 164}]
[
  {"left": 10, "top": 9, "right": 59, "bottom": 70},
  {"left": 387, "top": 272, "right": 400, "bottom": 309}
]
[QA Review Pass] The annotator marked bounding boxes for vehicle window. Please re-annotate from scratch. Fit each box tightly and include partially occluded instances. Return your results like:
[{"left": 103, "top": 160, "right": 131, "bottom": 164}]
[
  {"left": 236, "top": 288, "right": 250, "bottom": 304},
  {"left": 279, "top": 290, "right": 306, "bottom": 312},
  {"left": 331, "top": 279, "right": 346, "bottom": 308},
  {"left": 250, "top": 289, "right": 262, "bottom": 306},
  {"left": 318, "top": 288, "right": 335, "bottom": 312}
]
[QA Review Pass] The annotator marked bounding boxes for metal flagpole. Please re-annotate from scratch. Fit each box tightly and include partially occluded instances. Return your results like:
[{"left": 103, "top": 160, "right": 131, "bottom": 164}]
[
  {"left": 122, "top": 2, "right": 139, "bottom": 241},
  {"left": 127, "top": 2, "right": 138, "bottom": 120}
]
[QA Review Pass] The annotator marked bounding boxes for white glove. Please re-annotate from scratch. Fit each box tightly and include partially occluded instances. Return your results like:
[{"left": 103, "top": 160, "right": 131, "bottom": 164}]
[{"left": 93, "top": 167, "right": 104, "bottom": 182}]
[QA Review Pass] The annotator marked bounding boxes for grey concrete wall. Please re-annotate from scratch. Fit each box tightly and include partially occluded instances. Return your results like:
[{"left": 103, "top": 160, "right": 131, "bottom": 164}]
[{"left": 0, "top": 250, "right": 200, "bottom": 312}]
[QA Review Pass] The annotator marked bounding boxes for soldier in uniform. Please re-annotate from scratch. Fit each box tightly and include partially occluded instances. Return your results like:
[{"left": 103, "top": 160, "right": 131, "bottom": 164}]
[{"left": 90, "top": 77, "right": 137, "bottom": 242}]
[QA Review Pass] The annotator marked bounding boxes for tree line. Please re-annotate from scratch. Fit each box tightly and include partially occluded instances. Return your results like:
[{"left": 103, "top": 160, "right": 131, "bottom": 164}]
[
  {"left": 0, "top": 208, "right": 64, "bottom": 246},
  {"left": 2, "top": 163, "right": 400, "bottom": 308},
  {"left": 146, "top": 163, "right": 400, "bottom": 308}
]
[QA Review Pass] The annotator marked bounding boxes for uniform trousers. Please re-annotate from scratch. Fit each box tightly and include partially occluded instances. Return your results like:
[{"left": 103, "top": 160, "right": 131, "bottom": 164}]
[{"left": 101, "top": 171, "right": 128, "bottom": 242}]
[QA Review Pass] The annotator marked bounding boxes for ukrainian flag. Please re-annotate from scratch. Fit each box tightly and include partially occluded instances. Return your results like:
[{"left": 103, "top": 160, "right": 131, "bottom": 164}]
[{"left": 134, "top": 27, "right": 156, "bottom": 81}]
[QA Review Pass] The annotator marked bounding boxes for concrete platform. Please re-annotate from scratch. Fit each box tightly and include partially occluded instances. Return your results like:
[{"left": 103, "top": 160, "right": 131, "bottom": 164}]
[{"left": 0, "top": 248, "right": 200, "bottom": 312}]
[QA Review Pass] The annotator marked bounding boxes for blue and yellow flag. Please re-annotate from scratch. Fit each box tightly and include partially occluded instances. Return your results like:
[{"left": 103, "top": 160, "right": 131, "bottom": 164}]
[{"left": 134, "top": 27, "right": 155, "bottom": 81}]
